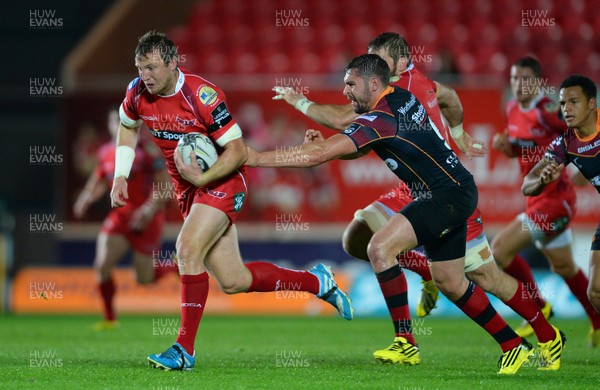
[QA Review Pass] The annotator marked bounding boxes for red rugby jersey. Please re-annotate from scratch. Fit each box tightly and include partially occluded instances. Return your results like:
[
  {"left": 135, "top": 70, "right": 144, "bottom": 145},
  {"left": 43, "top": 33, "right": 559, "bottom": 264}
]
[
  {"left": 120, "top": 68, "right": 244, "bottom": 194},
  {"left": 505, "top": 94, "right": 574, "bottom": 200}
]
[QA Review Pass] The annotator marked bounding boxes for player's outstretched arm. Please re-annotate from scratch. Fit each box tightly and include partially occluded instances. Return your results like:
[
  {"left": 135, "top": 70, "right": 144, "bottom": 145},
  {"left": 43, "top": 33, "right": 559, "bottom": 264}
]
[
  {"left": 111, "top": 122, "right": 140, "bottom": 208},
  {"left": 436, "top": 82, "right": 486, "bottom": 158},
  {"left": 522, "top": 157, "right": 564, "bottom": 196},
  {"left": 130, "top": 168, "right": 170, "bottom": 231},
  {"left": 246, "top": 133, "right": 357, "bottom": 168},
  {"left": 272, "top": 86, "right": 358, "bottom": 130},
  {"left": 436, "top": 82, "right": 463, "bottom": 128},
  {"left": 492, "top": 131, "right": 519, "bottom": 158},
  {"left": 73, "top": 169, "right": 108, "bottom": 218}
]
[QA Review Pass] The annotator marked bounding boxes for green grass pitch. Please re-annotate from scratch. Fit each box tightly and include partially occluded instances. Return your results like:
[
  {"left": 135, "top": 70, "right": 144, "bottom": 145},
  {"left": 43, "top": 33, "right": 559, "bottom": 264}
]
[{"left": 1, "top": 314, "right": 599, "bottom": 389}]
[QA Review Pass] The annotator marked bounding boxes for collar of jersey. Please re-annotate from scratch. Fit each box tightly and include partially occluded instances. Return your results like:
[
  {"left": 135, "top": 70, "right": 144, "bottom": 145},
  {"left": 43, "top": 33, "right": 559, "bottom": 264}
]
[
  {"left": 373, "top": 86, "right": 395, "bottom": 108},
  {"left": 159, "top": 68, "right": 184, "bottom": 97},
  {"left": 519, "top": 92, "right": 545, "bottom": 111},
  {"left": 397, "top": 63, "right": 414, "bottom": 77}
]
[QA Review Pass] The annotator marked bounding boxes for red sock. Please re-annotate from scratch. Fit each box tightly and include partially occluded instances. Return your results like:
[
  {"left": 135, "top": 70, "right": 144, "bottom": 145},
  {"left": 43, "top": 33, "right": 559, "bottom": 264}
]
[
  {"left": 98, "top": 278, "right": 116, "bottom": 321},
  {"left": 245, "top": 261, "right": 319, "bottom": 294},
  {"left": 504, "top": 281, "right": 556, "bottom": 342},
  {"left": 376, "top": 265, "right": 415, "bottom": 345},
  {"left": 397, "top": 251, "right": 431, "bottom": 281},
  {"left": 504, "top": 254, "right": 546, "bottom": 308},
  {"left": 153, "top": 259, "right": 179, "bottom": 282},
  {"left": 454, "top": 281, "right": 521, "bottom": 352},
  {"left": 565, "top": 269, "right": 600, "bottom": 329},
  {"left": 175, "top": 272, "right": 209, "bottom": 355}
]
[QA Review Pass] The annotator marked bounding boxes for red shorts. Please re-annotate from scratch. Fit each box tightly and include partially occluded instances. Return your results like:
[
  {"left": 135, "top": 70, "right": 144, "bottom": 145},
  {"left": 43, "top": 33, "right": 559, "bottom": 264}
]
[
  {"left": 524, "top": 193, "right": 576, "bottom": 238},
  {"left": 177, "top": 170, "right": 248, "bottom": 224},
  {"left": 375, "top": 183, "right": 484, "bottom": 242},
  {"left": 101, "top": 209, "right": 164, "bottom": 255}
]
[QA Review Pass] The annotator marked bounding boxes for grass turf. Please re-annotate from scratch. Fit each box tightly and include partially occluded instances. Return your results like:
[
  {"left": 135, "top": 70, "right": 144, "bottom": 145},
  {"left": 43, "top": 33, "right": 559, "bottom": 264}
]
[{"left": 0, "top": 315, "right": 599, "bottom": 389}]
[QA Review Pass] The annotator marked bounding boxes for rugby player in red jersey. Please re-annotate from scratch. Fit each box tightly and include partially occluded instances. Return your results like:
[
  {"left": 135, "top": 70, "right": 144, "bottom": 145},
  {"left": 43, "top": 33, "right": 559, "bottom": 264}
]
[
  {"left": 274, "top": 33, "right": 563, "bottom": 370},
  {"left": 493, "top": 58, "right": 600, "bottom": 342},
  {"left": 249, "top": 54, "right": 565, "bottom": 373},
  {"left": 523, "top": 74, "right": 600, "bottom": 347},
  {"left": 110, "top": 31, "right": 353, "bottom": 371},
  {"left": 74, "top": 108, "right": 174, "bottom": 330}
]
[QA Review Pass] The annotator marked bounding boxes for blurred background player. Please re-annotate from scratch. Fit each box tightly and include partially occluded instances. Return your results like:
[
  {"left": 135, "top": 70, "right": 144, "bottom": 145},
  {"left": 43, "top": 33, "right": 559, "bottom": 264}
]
[
  {"left": 492, "top": 57, "right": 600, "bottom": 342},
  {"left": 111, "top": 31, "right": 353, "bottom": 371},
  {"left": 274, "top": 32, "right": 485, "bottom": 318},
  {"left": 523, "top": 74, "right": 600, "bottom": 347},
  {"left": 73, "top": 108, "right": 175, "bottom": 330}
]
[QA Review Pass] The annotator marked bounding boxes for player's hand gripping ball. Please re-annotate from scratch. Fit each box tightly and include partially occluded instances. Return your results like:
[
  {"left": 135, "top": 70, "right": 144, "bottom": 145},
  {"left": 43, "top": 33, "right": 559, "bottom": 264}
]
[{"left": 177, "top": 132, "right": 218, "bottom": 172}]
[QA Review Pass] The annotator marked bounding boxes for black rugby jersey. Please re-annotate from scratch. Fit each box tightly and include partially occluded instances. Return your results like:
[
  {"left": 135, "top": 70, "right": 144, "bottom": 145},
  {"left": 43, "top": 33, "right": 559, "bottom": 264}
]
[{"left": 343, "top": 86, "right": 474, "bottom": 195}]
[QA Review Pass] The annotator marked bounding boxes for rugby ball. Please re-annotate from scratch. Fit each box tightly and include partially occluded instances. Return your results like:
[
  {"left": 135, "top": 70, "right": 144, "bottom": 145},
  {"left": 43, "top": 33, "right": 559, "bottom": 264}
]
[{"left": 177, "top": 132, "right": 218, "bottom": 172}]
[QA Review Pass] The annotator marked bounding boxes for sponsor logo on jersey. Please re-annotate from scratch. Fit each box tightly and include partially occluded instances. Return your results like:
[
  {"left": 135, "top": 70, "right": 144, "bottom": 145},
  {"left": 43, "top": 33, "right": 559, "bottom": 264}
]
[
  {"left": 411, "top": 103, "right": 426, "bottom": 124},
  {"left": 398, "top": 94, "right": 416, "bottom": 115},
  {"left": 358, "top": 115, "right": 377, "bottom": 122},
  {"left": 140, "top": 114, "right": 158, "bottom": 121},
  {"left": 590, "top": 175, "right": 600, "bottom": 187},
  {"left": 176, "top": 116, "right": 197, "bottom": 127},
  {"left": 210, "top": 102, "right": 232, "bottom": 127},
  {"left": 148, "top": 129, "right": 185, "bottom": 141},
  {"left": 233, "top": 192, "right": 246, "bottom": 212},
  {"left": 127, "top": 77, "right": 140, "bottom": 91},
  {"left": 203, "top": 189, "right": 226, "bottom": 199},
  {"left": 198, "top": 85, "right": 218, "bottom": 106},
  {"left": 343, "top": 123, "right": 361, "bottom": 135},
  {"left": 384, "top": 158, "right": 398, "bottom": 170},
  {"left": 577, "top": 139, "right": 600, "bottom": 153}
]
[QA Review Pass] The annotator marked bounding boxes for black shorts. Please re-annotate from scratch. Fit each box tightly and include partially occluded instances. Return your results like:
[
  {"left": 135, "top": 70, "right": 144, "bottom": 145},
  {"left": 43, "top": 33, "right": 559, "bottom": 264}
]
[
  {"left": 400, "top": 182, "right": 478, "bottom": 261},
  {"left": 592, "top": 223, "right": 600, "bottom": 251}
]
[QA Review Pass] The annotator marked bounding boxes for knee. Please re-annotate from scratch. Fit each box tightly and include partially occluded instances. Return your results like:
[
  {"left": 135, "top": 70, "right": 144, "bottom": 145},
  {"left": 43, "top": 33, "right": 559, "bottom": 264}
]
[
  {"left": 175, "top": 240, "right": 200, "bottom": 266},
  {"left": 549, "top": 262, "right": 577, "bottom": 279},
  {"left": 366, "top": 240, "right": 395, "bottom": 271},
  {"left": 588, "top": 287, "right": 600, "bottom": 311},
  {"left": 434, "top": 276, "right": 467, "bottom": 301},
  {"left": 94, "top": 258, "right": 111, "bottom": 276},
  {"left": 136, "top": 274, "right": 154, "bottom": 285},
  {"left": 219, "top": 279, "right": 246, "bottom": 294},
  {"left": 342, "top": 220, "right": 371, "bottom": 261},
  {"left": 466, "top": 270, "right": 493, "bottom": 293}
]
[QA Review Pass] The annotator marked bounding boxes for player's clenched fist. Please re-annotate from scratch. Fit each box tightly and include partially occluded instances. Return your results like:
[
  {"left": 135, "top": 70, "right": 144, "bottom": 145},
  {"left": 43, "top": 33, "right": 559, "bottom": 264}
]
[
  {"left": 110, "top": 176, "right": 129, "bottom": 208},
  {"left": 304, "top": 129, "right": 324, "bottom": 144},
  {"left": 539, "top": 160, "right": 564, "bottom": 185}
]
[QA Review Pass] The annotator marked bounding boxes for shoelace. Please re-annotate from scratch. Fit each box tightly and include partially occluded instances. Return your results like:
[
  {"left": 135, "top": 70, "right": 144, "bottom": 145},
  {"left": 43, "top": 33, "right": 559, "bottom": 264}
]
[
  {"left": 162, "top": 344, "right": 187, "bottom": 369},
  {"left": 388, "top": 341, "right": 412, "bottom": 352}
]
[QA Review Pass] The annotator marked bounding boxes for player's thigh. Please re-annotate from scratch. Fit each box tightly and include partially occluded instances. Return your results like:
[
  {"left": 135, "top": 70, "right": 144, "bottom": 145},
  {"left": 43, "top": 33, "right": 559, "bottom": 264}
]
[
  {"left": 343, "top": 203, "right": 393, "bottom": 260},
  {"left": 368, "top": 212, "right": 418, "bottom": 260},
  {"left": 464, "top": 234, "right": 494, "bottom": 273},
  {"left": 204, "top": 224, "right": 251, "bottom": 293},
  {"left": 132, "top": 251, "right": 155, "bottom": 284},
  {"left": 491, "top": 218, "right": 532, "bottom": 264},
  {"left": 588, "top": 250, "right": 600, "bottom": 294},
  {"left": 176, "top": 203, "right": 229, "bottom": 267},
  {"left": 95, "top": 232, "right": 129, "bottom": 269}
]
